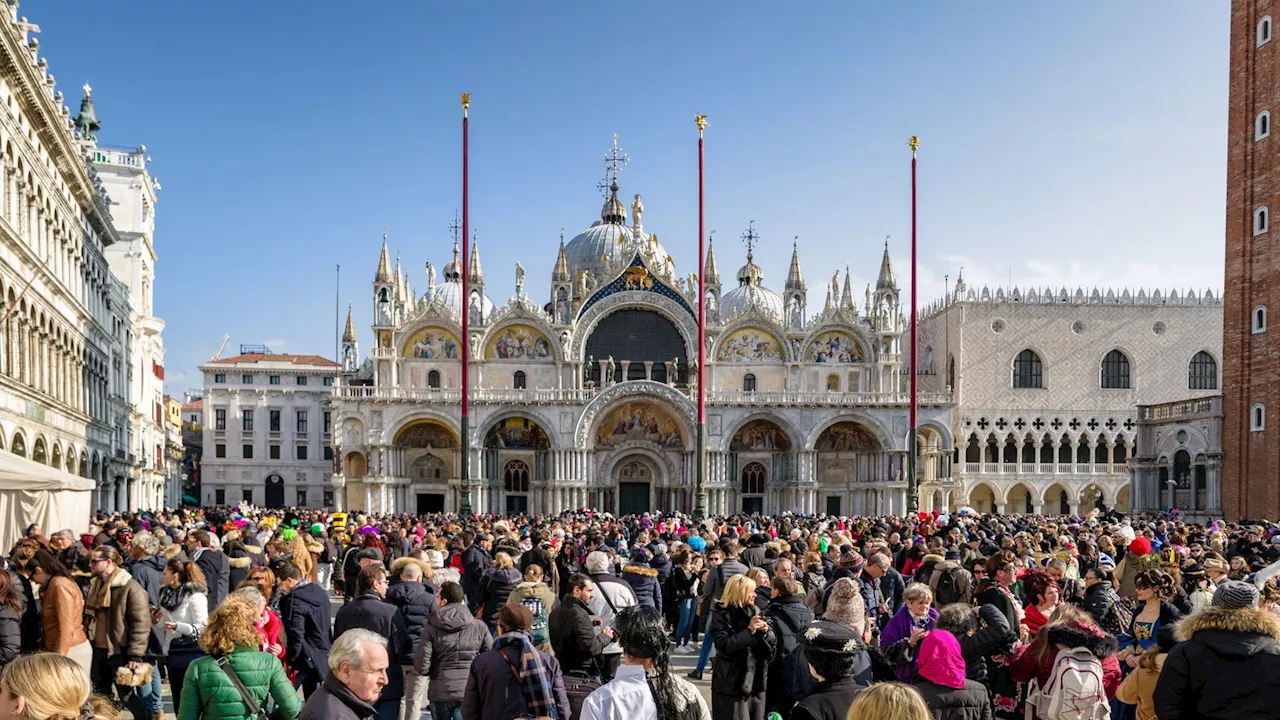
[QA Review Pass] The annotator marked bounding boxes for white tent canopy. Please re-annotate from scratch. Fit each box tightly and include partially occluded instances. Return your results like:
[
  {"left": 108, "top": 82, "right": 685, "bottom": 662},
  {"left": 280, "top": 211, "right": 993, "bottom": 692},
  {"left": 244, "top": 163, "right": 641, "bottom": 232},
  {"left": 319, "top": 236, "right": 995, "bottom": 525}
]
[{"left": 0, "top": 449, "right": 94, "bottom": 551}]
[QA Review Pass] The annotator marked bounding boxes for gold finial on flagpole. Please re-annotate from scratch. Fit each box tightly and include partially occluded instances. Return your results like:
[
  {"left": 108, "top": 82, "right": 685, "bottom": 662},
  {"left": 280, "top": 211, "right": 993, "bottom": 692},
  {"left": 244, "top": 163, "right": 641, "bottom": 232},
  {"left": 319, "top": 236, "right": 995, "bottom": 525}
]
[
  {"left": 461, "top": 92, "right": 471, "bottom": 115},
  {"left": 695, "top": 114, "right": 708, "bottom": 135},
  {"left": 908, "top": 135, "right": 919, "bottom": 156}
]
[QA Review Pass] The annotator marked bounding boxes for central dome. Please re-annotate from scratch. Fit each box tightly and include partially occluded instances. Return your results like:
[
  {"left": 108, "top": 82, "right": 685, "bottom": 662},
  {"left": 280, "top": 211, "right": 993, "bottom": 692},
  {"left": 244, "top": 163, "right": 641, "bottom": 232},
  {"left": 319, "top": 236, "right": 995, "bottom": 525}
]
[{"left": 564, "top": 183, "right": 672, "bottom": 284}]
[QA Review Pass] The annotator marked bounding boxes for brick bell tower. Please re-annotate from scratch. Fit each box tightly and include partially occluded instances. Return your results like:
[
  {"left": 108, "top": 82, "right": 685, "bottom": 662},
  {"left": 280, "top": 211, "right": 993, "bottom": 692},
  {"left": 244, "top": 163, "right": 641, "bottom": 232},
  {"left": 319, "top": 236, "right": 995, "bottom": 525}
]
[{"left": 1224, "top": 1, "right": 1280, "bottom": 520}]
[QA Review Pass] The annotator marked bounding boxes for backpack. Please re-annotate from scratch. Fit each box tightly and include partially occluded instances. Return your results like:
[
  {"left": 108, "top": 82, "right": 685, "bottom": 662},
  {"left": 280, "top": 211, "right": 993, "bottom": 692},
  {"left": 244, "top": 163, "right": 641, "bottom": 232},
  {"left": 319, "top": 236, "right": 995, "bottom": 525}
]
[
  {"left": 518, "top": 594, "right": 550, "bottom": 646},
  {"left": 1024, "top": 645, "right": 1110, "bottom": 720},
  {"left": 929, "top": 561, "right": 972, "bottom": 606}
]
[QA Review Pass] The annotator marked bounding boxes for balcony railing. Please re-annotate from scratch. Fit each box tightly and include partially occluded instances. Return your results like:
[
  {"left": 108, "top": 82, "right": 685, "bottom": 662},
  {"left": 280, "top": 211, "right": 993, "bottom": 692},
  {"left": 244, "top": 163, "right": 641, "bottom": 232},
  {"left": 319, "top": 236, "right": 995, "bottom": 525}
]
[
  {"left": 335, "top": 384, "right": 953, "bottom": 407},
  {"left": 958, "top": 463, "right": 1127, "bottom": 477}
]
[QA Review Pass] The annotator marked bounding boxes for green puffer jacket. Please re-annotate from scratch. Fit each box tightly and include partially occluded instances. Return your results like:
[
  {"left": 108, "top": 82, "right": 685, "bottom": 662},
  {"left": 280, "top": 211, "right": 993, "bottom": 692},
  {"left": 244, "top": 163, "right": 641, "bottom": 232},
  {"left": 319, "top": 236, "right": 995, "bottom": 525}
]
[{"left": 178, "top": 647, "right": 302, "bottom": 720}]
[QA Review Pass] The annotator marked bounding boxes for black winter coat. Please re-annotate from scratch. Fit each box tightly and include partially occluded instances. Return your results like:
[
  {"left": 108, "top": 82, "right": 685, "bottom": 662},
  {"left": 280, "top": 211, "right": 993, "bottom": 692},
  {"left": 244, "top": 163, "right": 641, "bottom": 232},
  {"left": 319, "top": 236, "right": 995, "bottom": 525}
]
[
  {"left": 548, "top": 595, "right": 610, "bottom": 677},
  {"left": 621, "top": 563, "right": 662, "bottom": 608},
  {"left": 297, "top": 668, "right": 376, "bottom": 720},
  {"left": 415, "top": 602, "right": 493, "bottom": 703},
  {"left": 741, "top": 544, "right": 768, "bottom": 569},
  {"left": 461, "top": 641, "right": 571, "bottom": 720},
  {"left": 227, "top": 544, "right": 263, "bottom": 591},
  {"left": 762, "top": 593, "right": 815, "bottom": 713},
  {"left": 915, "top": 677, "right": 994, "bottom": 720},
  {"left": 949, "top": 603, "right": 1016, "bottom": 685},
  {"left": 710, "top": 603, "right": 777, "bottom": 699},
  {"left": 0, "top": 605, "right": 19, "bottom": 673},
  {"left": 1080, "top": 581, "right": 1123, "bottom": 635},
  {"left": 333, "top": 592, "right": 411, "bottom": 701},
  {"left": 791, "top": 677, "right": 865, "bottom": 720},
  {"left": 1155, "top": 606, "right": 1280, "bottom": 720},
  {"left": 880, "top": 567, "right": 907, "bottom": 616},
  {"left": 10, "top": 569, "right": 40, "bottom": 654},
  {"left": 279, "top": 581, "right": 332, "bottom": 680},
  {"left": 649, "top": 552, "right": 672, "bottom": 585},
  {"left": 476, "top": 567, "right": 521, "bottom": 626},
  {"left": 385, "top": 580, "right": 435, "bottom": 658},
  {"left": 461, "top": 544, "right": 493, "bottom": 607},
  {"left": 194, "top": 549, "right": 230, "bottom": 609}
]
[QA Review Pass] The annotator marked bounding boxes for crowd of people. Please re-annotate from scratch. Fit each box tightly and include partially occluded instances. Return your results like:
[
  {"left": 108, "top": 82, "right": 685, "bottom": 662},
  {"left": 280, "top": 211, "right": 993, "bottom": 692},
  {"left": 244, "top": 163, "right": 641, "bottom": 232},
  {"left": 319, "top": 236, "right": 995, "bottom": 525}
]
[{"left": 1, "top": 505, "right": 1280, "bottom": 720}]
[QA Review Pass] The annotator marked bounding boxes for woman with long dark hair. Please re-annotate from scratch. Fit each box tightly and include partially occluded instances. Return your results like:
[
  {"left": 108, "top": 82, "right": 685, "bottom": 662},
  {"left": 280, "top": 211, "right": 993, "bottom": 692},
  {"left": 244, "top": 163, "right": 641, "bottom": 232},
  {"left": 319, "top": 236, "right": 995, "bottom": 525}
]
[
  {"left": 579, "top": 604, "right": 709, "bottom": 720},
  {"left": 158, "top": 559, "right": 209, "bottom": 714},
  {"left": 0, "top": 570, "right": 21, "bottom": 673},
  {"left": 26, "top": 549, "right": 90, "bottom": 676}
]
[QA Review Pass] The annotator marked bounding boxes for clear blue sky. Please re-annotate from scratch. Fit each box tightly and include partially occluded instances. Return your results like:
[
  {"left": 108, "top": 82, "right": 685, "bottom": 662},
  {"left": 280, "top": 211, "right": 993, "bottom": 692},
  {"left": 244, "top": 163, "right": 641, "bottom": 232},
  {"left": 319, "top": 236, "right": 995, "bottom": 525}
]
[{"left": 30, "top": 2, "right": 1227, "bottom": 394}]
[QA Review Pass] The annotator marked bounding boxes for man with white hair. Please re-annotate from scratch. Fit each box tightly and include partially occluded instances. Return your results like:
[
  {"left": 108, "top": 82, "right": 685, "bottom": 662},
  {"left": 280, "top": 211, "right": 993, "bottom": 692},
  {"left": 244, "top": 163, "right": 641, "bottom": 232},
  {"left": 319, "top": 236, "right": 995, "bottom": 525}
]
[
  {"left": 585, "top": 550, "right": 637, "bottom": 682},
  {"left": 298, "top": 628, "right": 389, "bottom": 720}
]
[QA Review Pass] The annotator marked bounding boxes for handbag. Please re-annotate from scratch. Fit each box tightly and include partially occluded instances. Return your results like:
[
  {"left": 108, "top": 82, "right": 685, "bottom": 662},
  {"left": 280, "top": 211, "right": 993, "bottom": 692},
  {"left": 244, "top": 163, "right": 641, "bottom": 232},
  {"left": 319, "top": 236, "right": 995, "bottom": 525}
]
[{"left": 216, "top": 656, "right": 271, "bottom": 720}]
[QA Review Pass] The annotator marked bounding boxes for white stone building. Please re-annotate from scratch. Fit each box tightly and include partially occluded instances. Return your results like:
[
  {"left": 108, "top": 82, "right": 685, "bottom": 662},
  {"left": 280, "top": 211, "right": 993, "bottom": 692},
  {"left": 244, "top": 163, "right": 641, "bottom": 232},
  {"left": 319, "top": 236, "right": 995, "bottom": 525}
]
[
  {"left": 914, "top": 278, "right": 1223, "bottom": 515},
  {"left": 0, "top": 7, "right": 143, "bottom": 512},
  {"left": 331, "top": 167, "right": 953, "bottom": 517},
  {"left": 199, "top": 352, "right": 339, "bottom": 508}
]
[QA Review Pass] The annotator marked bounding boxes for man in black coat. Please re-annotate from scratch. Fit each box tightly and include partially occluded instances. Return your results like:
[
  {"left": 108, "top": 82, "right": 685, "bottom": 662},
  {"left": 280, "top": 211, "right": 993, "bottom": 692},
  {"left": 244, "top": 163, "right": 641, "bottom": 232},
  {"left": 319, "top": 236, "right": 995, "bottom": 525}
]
[
  {"left": 188, "top": 530, "right": 229, "bottom": 608},
  {"left": 124, "top": 534, "right": 168, "bottom": 661},
  {"left": 762, "top": 576, "right": 815, "bottom": 716},
  {"left": 385, "top": 562, "right": 434, "bottom": 720},
  {"left": 278, "top": 560, "right": 333, "bottom": 699},
  {"left": 297, "top": 628, "right": 385, "bottom": 720},
  {"left": 741, "top": 534, "right": 769, "bottom": 569},
  {"left": 1155, "top": 581, "right": 1280, "bottom": 720},
  {"left": 791, "top": 619, "right": 867, "bottom": 720},
  {"left": 548, "top": 573, "right": 614, "bottom": 678},
  {"left": 460, "top": 532, "right": 493, "bottom": 610},
  {"left": 333, "top": 565, "right": 411, "bottom": 720}
]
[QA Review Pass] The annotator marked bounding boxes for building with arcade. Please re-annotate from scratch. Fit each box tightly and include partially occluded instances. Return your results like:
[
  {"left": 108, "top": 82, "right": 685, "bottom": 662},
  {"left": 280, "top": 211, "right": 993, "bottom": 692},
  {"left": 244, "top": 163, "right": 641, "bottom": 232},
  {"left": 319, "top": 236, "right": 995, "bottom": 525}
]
[{"left": 330, "top": 167, "right": 953, "bottom": 517}]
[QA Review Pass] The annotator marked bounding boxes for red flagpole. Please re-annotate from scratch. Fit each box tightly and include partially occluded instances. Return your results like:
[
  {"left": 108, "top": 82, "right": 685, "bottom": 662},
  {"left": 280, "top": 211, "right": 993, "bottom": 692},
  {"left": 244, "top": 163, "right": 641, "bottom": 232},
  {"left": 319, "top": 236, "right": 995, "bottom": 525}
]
[
  {"left": 907, "top": 135, "right": 919, "bottom": 514},
  {"left": 460, "top": 93, "right": 473, "bottom": 517},
  {"left": 695, "top": 114, "right": 708, "bottom": 519}
]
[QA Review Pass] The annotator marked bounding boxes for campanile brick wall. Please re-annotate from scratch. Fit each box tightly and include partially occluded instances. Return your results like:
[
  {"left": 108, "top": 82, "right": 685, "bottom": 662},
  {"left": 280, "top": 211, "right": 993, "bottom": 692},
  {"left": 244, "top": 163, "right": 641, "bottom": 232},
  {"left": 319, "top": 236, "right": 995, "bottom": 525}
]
[{"left": 1224, "top": 1, "right": 1280, "bottom": 520}]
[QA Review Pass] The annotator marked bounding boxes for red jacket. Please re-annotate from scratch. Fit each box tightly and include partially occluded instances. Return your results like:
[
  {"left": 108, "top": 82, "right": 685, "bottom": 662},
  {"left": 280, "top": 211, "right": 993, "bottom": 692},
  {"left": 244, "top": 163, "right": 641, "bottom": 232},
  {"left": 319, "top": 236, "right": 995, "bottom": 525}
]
[{"left": 1010, "top": 621, "right": 1122, "bottom": 709}]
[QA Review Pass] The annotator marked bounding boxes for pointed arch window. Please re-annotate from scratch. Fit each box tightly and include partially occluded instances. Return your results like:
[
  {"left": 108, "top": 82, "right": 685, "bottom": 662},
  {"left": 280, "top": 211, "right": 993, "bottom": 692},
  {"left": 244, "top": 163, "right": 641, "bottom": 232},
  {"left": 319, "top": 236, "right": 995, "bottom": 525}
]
[
  {"left": 740, "top": 461, "right": 767, "bottom": 495},
  {"left": 1259, "top": 111, "right": 1272, "bottom": 140},
  {"left": 503, "top": 460, "right": 530, "bottom": 493},
  {"left": 1013, "top": 349, "right": 1043, "bottom": 389},
  {"left": 1255, "top": 306, "right": 1268, "bottom": 334},
  {"left": 1261, "top": 16, "right": 1273, "bottom": 46},
  {"left": 743, "top": 373, "right": 756, "bottom": 392},
  {"left": 1257, "top": 206, "right": 1270, "bottom": 235},
  {"left": 513, "top": 371, "right": 527, "bottom": 390},
  {"left": 1188, "top": 351, "right": 1218, "bottom": 390},
  {"left": 1101, "top": 350, "right": 1131, "bottom": 389},
  {"left": 427, "top": 370, "right": 441, "bottom": 389}
]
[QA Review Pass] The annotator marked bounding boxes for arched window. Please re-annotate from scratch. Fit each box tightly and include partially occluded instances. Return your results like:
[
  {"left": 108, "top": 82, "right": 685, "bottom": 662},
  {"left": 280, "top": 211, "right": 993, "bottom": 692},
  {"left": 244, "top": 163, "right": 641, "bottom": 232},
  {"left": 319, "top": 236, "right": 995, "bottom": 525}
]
[
  {"left": 826, "top": 374, "right": 840, "bottom": 391},
  {"left": 742, "top": 373, "right": 756, "bottom": 392},
  {"left": 1013, "top": 349, "right": 1043, "bottom": 389},
  {"left": 1259, "top": 111, "right": 1272, "bottom": 140},
  {"left": 410, "top": 453, "right": 446, "bottom": 481},
  {"left": 1101, "top": 350, "right": 1131, "bottom": 389},
  {"left": 427, "top": 370, "right": 441, "bottom": 389},
  {"left": 1253, "top": 403, "right": 1267, "bottom": 431},
  {"left": 503, "top": 460, "right": 530, "bottom": 493},
  {"left": 1188, "top": 351, "right": 1218, "bottom": 390},
  {"left": 1255, "top": 306, "right": 1268, "bottom": 334},
  {"left": 740, "top": 461, "right": 767, "bottom": 494},
  {"left": 513, "top": 371, "right": 526, "bottom": 389},
  {"left": 1257, "top": 206, "right": 1270, "bottom": 235},
  {"left": 1261, "top": 15, "right": 1273, "bottom": 46}
]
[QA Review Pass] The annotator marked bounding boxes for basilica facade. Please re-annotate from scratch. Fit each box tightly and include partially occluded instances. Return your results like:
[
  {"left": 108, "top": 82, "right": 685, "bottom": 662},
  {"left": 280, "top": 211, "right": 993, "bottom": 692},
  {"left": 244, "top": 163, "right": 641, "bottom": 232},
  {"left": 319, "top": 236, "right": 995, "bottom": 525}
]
[{"left": 330, "top": 181, "right": 953, "bottom": 517}]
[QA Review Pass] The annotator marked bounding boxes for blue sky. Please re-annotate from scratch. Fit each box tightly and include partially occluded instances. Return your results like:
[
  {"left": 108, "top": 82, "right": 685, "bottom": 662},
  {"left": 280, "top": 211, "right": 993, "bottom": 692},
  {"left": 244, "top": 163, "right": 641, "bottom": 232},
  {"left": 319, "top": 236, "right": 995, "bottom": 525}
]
[{"left": 30, "top": 2, "right": 1227, "bottom": 393}]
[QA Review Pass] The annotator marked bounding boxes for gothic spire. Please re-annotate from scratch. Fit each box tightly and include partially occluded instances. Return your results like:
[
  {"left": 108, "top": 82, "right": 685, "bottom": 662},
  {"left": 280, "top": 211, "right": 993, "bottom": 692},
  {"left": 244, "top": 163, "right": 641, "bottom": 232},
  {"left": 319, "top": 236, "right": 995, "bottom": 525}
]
[
  {"left": 785, "top": 239, "right": 805, "bottom": 292},
  {"left": 552, "top": 232, "right": 570, "bottom": 283},
  {"left": 469, "top": 233, "right": 484, "bottom": 285},
  {"left": 374, "top": 231, "right": 392, "bottom": 283},
  {"left": 394, "top": 252, "right": 406, "bottom": 302},
  {"left": 876, "top": 237, "right": 897, "bottom": 291},
  {"left": 823, "top": 287, "right": 833, "bottom": 314},
  {"left": 342, "top": 304, "right": 357, "bottom": 343},
  {"left": 841, "top": 267, "right": 854, "bottom": 309},
  {"left": 704, "top": 233, "right": 721, "bottom": 286}
]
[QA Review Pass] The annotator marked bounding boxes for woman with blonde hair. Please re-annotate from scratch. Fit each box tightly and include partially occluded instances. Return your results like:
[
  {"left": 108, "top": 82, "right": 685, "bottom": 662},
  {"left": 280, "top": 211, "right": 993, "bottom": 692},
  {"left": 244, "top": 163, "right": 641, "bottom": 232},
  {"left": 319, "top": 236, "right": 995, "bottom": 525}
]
[
  {"left": 477, "top": 551, "right": 521, "bottom": 632},
  {"left": 844, "top": 681, "right": 932, "bottom": 720},
  {"left": 286, "top": 532, "right": 315, "bottom": 582},
  {"left": 711, "top": 574, "right": 777, "bottom": 720},
  {"left": 0, "top": 652, "right": 121, "bottom": 720},
  {"left": 176, "top": 597, "right": 301, "bottom": 720}
]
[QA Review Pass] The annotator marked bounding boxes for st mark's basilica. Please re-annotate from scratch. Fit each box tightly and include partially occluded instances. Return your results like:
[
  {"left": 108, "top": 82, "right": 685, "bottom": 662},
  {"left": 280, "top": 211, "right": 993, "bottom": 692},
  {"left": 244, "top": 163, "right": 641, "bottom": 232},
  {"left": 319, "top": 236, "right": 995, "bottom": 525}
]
[{"left": 330, "top": 148, "right": 953, "bottom": 518}]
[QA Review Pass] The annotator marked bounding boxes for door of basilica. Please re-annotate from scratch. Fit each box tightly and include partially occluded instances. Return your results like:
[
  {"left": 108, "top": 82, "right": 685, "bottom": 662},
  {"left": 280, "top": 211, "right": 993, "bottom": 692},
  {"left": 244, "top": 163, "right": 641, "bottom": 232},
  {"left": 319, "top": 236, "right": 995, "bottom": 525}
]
[
  {"left": 417, "top": 493, "right": 444, "bottom": 514},
  {"left": 265, "top": 474, "right": 284, "bottom": 509},
  {"left": 616, "top": 458, "right": 653, "bottom": 516}
]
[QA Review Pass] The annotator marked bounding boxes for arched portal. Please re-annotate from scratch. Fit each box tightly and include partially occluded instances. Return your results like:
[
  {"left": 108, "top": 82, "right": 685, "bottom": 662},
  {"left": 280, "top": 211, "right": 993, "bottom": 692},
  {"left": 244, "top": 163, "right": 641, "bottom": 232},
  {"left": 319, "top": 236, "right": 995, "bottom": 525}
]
[
  {"left": 395, "top": 419, "right": 460, "bottom": 515},
  {"left": 483, "top": 416, "right": 551, "bottom": 513},
  {"left": 814, "top": 420, "right": 889, "bottom": 515},
  {"left": 1173, "top": 449, "right": 1192, "bottom": 510},
  {"left": 584, "top": 309, "right": 687, "bottom": 385},
  {"left": 616, "top": 457, "right": 656, "bottom": 515},
  {"left": 968, "top": 483, "right": 996, "bottom": 514},
  {"left": 264, "top": 473, "right": 285, "bottom": 508},
  {"left": 1116, "top": 485, "right": 1131, "bottom": 512},
  {"left": 1044, "top": 482, "right": 1070, "bottom": 515},
  {"left": 729, "top": 418, "right": 793, "bottom": 515},
  {"left": 1007, "top": 483, "right": 1034, "bottom": 514}
]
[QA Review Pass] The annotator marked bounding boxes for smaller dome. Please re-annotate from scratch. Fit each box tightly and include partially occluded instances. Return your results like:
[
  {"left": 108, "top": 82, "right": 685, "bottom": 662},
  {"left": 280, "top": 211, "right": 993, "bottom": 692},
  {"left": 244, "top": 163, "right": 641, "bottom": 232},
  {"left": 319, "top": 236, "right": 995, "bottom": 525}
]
[
  {"left": 721, "top": 283, "right": 785, "bottom": 321},
  {"left": 442, "top": 241, "right": 462, "bottom": 281},
  {"left": 431, "top": 280, "right": 494, "bottom": 320},
  {"left": 737, "top": 252, "right": 765, "bottom": 286}
]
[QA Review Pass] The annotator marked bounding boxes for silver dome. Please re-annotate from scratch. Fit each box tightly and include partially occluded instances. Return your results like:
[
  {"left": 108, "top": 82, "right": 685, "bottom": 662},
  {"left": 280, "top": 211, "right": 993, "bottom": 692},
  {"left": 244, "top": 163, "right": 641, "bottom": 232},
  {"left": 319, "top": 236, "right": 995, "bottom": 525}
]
[
  {"left": 721, "top": 282, "right": 785, "bottom": 321},
  {"left": 564, "top": 221, "right": 672, "bottom": 284}
]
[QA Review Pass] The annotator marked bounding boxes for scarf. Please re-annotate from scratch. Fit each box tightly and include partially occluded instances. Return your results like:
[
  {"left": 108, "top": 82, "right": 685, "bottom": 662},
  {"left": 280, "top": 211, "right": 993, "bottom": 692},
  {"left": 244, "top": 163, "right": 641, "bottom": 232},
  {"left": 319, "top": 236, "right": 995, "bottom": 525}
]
[
  {"left": 493, "top": 632, "right": 556, "bottom": 719},
  {"left": 159, "top": 583, "right": 190, "bottom": 612}
]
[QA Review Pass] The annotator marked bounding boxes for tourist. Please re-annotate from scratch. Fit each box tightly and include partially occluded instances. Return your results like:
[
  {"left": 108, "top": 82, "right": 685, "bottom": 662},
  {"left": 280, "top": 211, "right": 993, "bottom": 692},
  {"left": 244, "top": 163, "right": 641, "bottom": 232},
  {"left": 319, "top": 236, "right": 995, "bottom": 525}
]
[
  {"left": 935, "top": 602, "right": 1016, "bottom": 685},
  {"left": 85, "top": 546, "right": 157, "bottom": 717},
  {"left": 578, "top": 605, "right": 709, "bottom": 720},
  {"left": 332, "top": 565, "right": 409, "bottom": 720},
  {"left": 974, "top": 551, "right": 1025, "bottom": 718},
  {"left": 460, "top": 532, "right": 494, "bottom": 610},
  {"left": 1116, "top": 570, "right": 1183, "bottom": 669},
  {"left": 843, "top": 681, "right": 933, "bottom": 720},
  {"left": 476, "top": 551, "right": 521, "bottom": 633},
  {"left": 1081, "top": 566, "right": 1125, "bottom": 634},
  {"left": 0, "top": 571, "right": 19, "bottom": 674},
  {"left": 621, "top": 546, "right": 662, "bottom": 609},
  {"left": 709, "top": 574, "right": 777, "bottom": 720},
  {"left": 1116, "top": 626, "right": 1175, "bottom": 720},
  {"left": 586, "top": 550, "right": 638, "bottom": 682},
  {"left": 177, "top": 596, "right": 300, "bottom": 720},
  {"left": 461, "top": 603, "right": 570, "bottom": 720},
  {"left": 911, "top": 629, "right": 994, "bottom": 720},
  {"left": 881, "top": 583, "right": 939, "bottom": 682},
  {"left": 157, "top": 558, "right": 209, "bottom": 715},
  {"left": 669, "top": 549, "right": 700, "bottom": 652},
  {"left": 277, "top": 560, "right": 332, "bottom": 699},
  {"left": 508, "top": 564, "right": 557, "bottom": 652},
  {"left": 549, "top": 573, "right": 615, "bottom": 680},
  {"left": 688, "top": 541, "right": 747, "bottom": 681},
  {"left": 26, "top": 550, "right": 91, "bottom": 676},
  {"left": 299, "top": 628, "right": 389, "bottom": 720},
  {"left": 1020, "top": 569, "right": 1061, "bottom": 636},
  {"left": 1010, "top": 605, "right": 1120, "bottom": 719},
  {"left": 0, "top": 653, "right": 120, "bottom": 720},
  {"left": 188, "top": 530, "right": 230, "bottom": 609},
  {"left": 384, "top": 561, "right": 434, "bottom": 720},
  {"left": 762, "top": 575, "right": 815, "bottom": 717},
  {"left": 415, "top": 581, "right": 492, "bottom": 720}
]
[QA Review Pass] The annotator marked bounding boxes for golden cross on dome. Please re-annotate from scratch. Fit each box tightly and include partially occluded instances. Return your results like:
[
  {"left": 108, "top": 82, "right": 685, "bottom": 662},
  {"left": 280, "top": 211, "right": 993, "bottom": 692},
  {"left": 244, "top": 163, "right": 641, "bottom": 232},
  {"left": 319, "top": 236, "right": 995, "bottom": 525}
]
[{"left": 83, "top": 82, "right": 92, "bottom": 97}]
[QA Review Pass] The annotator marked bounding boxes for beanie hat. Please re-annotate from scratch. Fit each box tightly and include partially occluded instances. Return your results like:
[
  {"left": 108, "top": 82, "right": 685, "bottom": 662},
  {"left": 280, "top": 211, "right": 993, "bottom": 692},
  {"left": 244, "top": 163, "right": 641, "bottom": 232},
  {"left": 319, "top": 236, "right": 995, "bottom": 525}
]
[
  {"left": 838, "top": 550, "right": 865, "bottom": 572},
  {"left": 821, "top": 578, "right": 866, "bottom": 635},
  {"left": 1212, "top": 580, "right": 1260, "bottom": 609},
  {"left": 311, "top": 523, "right": 324, "bottom": 535},
  {"left": 1128, "top": 537, "right": 1153, "bottom": 557}
]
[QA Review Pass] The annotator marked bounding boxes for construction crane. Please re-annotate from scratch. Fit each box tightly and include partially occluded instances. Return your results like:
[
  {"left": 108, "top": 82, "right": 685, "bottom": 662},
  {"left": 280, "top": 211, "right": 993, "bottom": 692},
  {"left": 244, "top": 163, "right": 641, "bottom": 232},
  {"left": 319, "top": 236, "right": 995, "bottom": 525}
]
[{"left": 211, "top": 333, "right": 230, "bottom": 360}]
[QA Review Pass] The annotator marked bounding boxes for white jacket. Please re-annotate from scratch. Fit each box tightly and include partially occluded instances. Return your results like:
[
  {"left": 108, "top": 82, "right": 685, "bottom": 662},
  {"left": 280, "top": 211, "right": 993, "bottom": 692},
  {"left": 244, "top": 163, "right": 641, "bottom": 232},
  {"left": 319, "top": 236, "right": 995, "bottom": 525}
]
[{"left": 160, "top": 583, "right": 209, "bottom": 654}]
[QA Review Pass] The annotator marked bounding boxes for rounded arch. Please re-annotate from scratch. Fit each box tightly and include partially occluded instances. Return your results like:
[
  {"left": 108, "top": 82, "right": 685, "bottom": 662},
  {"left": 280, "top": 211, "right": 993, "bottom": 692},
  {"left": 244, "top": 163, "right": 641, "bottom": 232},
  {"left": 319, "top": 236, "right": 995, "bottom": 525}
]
[
  {"left": 31, "top": 435, "right": 46, "bottom": 464},
  {"left": 805, "top": 413, "right": 895, "bottom": 451},
  {"left": 713, "top": 321, "right": 789, "bottom": 363},
  {"left": 408, "top": 453, "right": 448, "bottom": 482},
  {"left": 343, "top": 451, "right": 368, "bottom": 479},
  {"left": 50, "top": 441, "right": 62, "bottom": 470},
  {"left": 79, "top": 449, "right": 88, "bottom": 478},
  {"left": 1006, "top": 482, "right": 1035, "bottom": 513},
  {"left": 570, "top": 292, "right": 697, "bottom": 365},
  {"left": 483, "top": 414, "right": 552, "bottom": 450},
  {"left": 721, "top": 413, "right": 802, "bottom": 453},
  {"left": 597, "top": 445, "right": 674, "bottom": 489},
  {"left": 967, "top": 482, "right": 997, "bottom": 514},
  {"left": 800, "top": 324, "right": 872, "bottom": 364},
  {"left": 391, "top": 416, "right": 461, "bottom": 448},
  {"left": 1080, "top": 482, "right": 1109, "bottom": 510},
  {"left": 477, "top": 408, "right": 560, "bottom": 450},
  {"left": 1115, "top": 484, "right": 1131, "bottom": 512},
  {"left": 590, "top": 399, "right": 688, "bottom": 451},
  {"left": 481, "top": 314, "right": 562, "bottom": 362},
  {"left": 574, "top": 380, "right": 695, "bottom": 448},
  {"left": 400, "top": 325, "right": 461, "bottom": 360},
  {"left": 1043, "top": 482, "right": 1071, "bottom": 515}
]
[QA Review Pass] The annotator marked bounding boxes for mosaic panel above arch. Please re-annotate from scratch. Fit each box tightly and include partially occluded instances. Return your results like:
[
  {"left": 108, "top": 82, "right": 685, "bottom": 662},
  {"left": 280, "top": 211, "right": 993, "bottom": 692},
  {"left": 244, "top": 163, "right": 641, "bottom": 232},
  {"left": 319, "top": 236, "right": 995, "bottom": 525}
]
[
  {"left": 815, "top": 421, "right": 881, "bottom": 452},
  {"left": 805, "top": 331, "right": 865, "bottom": 363},
  {"left": 595, "top": 402, "right": 684, "bottom": 449},
  {"left": 486, "top": 324, "right": 552, "bottom": 361},
  {"left": 717, "top": 327, "right": 784, "bottom": 363},
  {"left": 394, "top": 421, "right": 459, "bottom": 448},
  {"left": 730, "top": 419, "right": 793, "bottom": 451},
  {"left": 403, "top": 327, "right": 460, "bottom": 359},
  {"left": 484, "top": 417, "right": 550, "bottom": 450}
]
